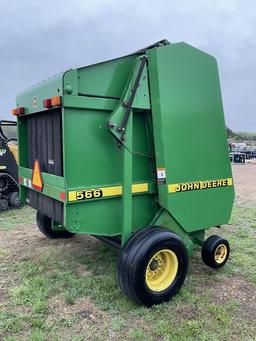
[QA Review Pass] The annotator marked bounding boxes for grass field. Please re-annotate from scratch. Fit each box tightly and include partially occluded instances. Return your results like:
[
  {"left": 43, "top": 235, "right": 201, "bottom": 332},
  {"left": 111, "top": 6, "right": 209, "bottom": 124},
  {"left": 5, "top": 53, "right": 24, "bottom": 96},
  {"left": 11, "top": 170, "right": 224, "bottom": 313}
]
[{"left": 0, "top": 164, "right": 255, "bottom": 341}]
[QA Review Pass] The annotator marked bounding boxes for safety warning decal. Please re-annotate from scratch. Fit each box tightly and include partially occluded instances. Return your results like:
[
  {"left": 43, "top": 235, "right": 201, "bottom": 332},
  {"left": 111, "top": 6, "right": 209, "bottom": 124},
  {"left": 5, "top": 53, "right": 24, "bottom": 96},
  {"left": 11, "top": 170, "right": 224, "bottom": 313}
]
[
  {"left": 157, "top": 168, "right": 166, "bottom": 185},
  {"left": 32, "top": 160, "right": 43, "bottom": 192}
]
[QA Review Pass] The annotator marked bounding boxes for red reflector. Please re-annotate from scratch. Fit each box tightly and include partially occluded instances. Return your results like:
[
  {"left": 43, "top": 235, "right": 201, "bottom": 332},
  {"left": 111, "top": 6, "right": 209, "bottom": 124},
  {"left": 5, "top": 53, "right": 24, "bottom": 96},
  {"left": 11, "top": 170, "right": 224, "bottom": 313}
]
[
  {"left": 43, "top": 98, "right": 52, "bottom": 108},
  {"left": 60, "top": 192, "right": 66, "bottom": 201},
  {"left": 18, "top": 176, "right": 23, "bottom": 184},
  {"left": 16, "top": 107, "right": 25, "bottom": 115}
]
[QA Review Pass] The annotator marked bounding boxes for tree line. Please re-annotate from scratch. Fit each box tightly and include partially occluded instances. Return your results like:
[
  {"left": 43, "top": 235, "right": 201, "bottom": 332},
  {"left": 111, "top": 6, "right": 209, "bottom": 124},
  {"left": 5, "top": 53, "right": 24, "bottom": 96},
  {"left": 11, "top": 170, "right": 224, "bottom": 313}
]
[{"left": 227, "top": 127, "right": 256, "bottom": 141}]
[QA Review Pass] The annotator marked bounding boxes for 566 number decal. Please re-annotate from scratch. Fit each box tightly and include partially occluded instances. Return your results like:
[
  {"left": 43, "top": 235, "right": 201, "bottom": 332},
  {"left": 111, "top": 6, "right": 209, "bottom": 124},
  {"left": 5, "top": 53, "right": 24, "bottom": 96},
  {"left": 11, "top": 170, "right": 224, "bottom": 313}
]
[{"left": 76, "top": 189, "right": 103, "bottom": 201}]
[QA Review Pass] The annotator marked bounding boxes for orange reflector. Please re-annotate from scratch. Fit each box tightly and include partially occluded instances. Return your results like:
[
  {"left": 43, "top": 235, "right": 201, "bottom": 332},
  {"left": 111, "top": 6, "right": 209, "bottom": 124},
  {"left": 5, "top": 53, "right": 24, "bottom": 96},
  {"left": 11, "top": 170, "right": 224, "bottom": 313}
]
[
  {"left": 32, "top": 160, "right": 43, "bottom": 191},
  {"left": 12, "top": 107, "right": 25, "bottom": 116},
  {"left": 51, "top": 96, "right": 61, "bottom": 106}
]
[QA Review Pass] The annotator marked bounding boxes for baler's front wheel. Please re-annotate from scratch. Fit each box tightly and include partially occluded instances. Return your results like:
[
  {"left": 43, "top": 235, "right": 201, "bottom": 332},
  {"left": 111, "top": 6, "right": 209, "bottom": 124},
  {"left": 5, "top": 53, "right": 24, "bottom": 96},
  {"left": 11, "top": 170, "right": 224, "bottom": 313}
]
[
  {"left": 36, "top": 211, "right": 75, "bottom": 239},
  {"left": 201, "top": 235, "right": 230, "bottom": 269},
  {"left": 118, "top": 227, "right": 188, "bottom": 306}
]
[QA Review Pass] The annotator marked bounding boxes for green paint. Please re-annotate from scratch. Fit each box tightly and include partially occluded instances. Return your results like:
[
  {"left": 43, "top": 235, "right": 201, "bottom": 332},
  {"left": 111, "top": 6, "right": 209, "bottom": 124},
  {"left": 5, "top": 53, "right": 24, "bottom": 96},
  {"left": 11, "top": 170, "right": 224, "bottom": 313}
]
[
  {"left": 16, "top": 41, "right": 234, "bottom": 252},
  {"left": 108, "top": 55, "right": 150, "bottom": 146},
  {"left": 77, "top": 54, "right": 138, "bottom": 98},
  {"left": 19, "top": 167, "right": 65, "bottom": 202},
  {"left": 62, "top": 95, "right": 118, "bottom": 111},
  {"left": 16, "top": 73, "right": 63, "bottom": 114},
  {"left": 121, "top": 114, "right": 133, "bottom": 244},
  {"left": 147, "top": 43, "right": 234, "bottom": 232},
  {"left": 152, "top": 209, "right": 194, "bottom": 256}
]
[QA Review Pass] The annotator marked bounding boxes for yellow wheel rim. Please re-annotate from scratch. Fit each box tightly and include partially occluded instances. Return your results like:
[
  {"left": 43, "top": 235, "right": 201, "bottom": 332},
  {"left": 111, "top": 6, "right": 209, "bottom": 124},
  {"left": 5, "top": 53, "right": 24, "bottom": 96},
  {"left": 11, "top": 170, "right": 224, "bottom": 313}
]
[
  {"left": 145, "top": 249, "right": 178, "bottom": 292},
  {"left": 214, "top": 244, "right": 228, "bottom": 264}
]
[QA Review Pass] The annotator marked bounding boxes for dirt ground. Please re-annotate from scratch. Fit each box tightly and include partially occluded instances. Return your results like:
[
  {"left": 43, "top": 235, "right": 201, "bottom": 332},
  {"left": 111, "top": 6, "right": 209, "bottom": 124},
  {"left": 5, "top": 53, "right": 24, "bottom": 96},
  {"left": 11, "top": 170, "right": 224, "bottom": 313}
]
[
  {"left": 232, "top": 162, "right": 256, "bottom": 207},
  {"left": 0, "top": 163, "right": 255, "bottom": 340}
]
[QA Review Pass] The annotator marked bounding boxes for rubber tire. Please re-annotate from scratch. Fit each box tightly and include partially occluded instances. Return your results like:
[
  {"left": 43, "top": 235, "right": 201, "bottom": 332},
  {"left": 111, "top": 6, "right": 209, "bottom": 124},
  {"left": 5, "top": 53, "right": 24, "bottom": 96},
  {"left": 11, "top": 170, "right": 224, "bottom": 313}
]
[
  {"left": 0, "top": 178, "right": 7, "bottom": 192},
  {"left": 36, "top": 211, "right": 75, "bottom": 239},
  {"left": 0, "top": 199, "right": 8, "bottom": 211},
  {"left": 9, "top": 192, "right": 21, "bottom": 208},
  {"left": 201, "top": 235, "right": 230, "bottom": 269},
  {"left": 118, "top": 227, "right": 188, "bottom": 306}
]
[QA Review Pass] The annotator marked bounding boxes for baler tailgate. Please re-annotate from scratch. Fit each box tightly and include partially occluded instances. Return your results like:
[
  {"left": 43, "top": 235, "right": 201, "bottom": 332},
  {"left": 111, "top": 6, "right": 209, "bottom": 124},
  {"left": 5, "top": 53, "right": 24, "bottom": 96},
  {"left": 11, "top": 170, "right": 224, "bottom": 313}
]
[{"left": 147, "top": 43, "right": 234, "bottom": 231}]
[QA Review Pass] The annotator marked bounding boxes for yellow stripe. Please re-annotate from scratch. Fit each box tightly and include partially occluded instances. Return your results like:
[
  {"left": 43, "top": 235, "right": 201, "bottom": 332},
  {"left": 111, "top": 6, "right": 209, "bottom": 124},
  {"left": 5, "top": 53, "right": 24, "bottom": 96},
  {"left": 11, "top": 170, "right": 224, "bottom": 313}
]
[
  {"left": 68, "top": 183, "right": 149, "bottom": 202},
  {"left": 68, "top": 192, "right": 77, "bottom": 201},
  {"left": 132, "top": 183, "right": 149, "bottom": 193},
  {"left": 227, "top": 178, "right": 233, "bottom": 186},
  {"left": 168, "top": 178, "right": 233, "bottom": 193},
  {"left": 168, "top": 184, "right": 178, "bottom": 193},
  {"left": 102, "top": 186, "right": 122, "bottom": 197}
]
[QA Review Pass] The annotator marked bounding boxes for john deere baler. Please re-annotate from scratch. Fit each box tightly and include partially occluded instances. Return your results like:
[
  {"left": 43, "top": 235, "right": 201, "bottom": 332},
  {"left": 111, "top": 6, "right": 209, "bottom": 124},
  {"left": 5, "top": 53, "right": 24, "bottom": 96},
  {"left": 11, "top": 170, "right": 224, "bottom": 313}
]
[{"left": 15, "top": 40, "right": 234, "bottom": 306}]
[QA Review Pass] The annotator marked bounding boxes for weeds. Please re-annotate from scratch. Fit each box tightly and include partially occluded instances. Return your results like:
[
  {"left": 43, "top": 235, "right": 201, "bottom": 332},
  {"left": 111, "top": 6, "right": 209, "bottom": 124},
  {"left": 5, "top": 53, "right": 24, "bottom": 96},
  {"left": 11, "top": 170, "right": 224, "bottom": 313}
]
[{"left": 0, "top": 204, "right": 255, "bottom": 340}]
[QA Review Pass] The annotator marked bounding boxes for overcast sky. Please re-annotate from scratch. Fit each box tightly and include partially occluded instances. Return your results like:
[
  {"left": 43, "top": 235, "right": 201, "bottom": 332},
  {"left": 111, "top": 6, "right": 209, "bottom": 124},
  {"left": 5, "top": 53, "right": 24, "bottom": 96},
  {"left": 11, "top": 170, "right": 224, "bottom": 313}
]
[{"left": 0, "top": 0, "right": 255, "bottom": 132}]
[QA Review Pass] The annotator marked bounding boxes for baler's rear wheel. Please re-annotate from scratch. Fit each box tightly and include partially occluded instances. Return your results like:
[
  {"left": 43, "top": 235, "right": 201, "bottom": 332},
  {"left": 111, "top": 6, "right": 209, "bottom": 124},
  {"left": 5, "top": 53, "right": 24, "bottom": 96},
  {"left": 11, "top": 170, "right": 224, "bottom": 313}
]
[
  {"left": 201, "top": 235, "right": 230, "bottom": 269},
  {"left": 36, "top": 211, "right": 75, "bottom": 239},
  {"left": 118, "top": 227, "right": 188, "bottom": 306}
]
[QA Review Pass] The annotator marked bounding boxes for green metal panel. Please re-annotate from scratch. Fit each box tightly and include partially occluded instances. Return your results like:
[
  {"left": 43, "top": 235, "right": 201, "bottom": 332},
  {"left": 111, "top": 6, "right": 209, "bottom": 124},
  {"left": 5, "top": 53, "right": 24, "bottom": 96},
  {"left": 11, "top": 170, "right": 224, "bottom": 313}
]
[
  {"left": 76, "top": 55, "right": 138, "bottom": 98},
  {"left": 66, "top": 194, "right": 157, "bottom": 236},
  {"left": 152, "top": 209, "right": 194, "bottom": 256},
  {"left": 19, "top": 167, "right": 66, "bottom": 202},
  {"left": 63, "top": 107, "right": 153, "bottom": 188},
  {"left": 63, "top": 69, "right": 78, "bottom": 96},
  {"left": 108, "top": 56, "right": 150, "bottom": 145},
  {"left": 16, "top": 73, "right": 63, "bottom": 114},
  {"left": 132, "top": 64, "right": 150, "bottom": 110},
  {"left": 62, "top": 104, "right": 157, "bottom": 235},
  {"left": 147, "top": 43, "right": 234, "bottom": 232},
  {"left": 62, "top": 95, "right": 118, "bottom": 111}
]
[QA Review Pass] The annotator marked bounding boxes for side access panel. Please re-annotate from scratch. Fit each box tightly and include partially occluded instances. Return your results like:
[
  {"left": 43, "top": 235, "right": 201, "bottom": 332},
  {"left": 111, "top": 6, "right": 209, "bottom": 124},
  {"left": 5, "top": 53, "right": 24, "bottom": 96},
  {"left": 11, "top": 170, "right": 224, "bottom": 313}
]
[
  {"left": 147, "top": 43, "right": 234, "bottom": 232},
  {"left": 63, "top": 107, "right": 157, "bottom": 236}
]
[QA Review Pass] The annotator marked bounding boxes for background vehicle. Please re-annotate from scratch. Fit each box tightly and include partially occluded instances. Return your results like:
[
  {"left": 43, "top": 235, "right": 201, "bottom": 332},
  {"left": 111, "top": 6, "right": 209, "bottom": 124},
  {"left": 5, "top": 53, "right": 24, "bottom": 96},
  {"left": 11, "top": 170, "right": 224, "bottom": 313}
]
[{"left": 0, "top": 120, "right": 20, "bottom": 211}]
